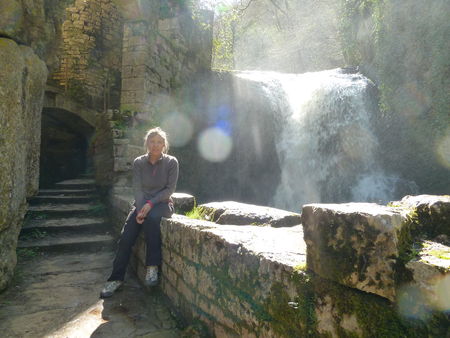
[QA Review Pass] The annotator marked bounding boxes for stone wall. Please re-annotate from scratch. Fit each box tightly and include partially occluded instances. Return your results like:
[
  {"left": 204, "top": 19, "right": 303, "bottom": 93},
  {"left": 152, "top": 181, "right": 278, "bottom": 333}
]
[
  {"left": 106, "top": 194, "right": 450, "bottom": 336},
  {"left": 52, "top": 0, "right": 123, "bottom": 107},
  {"left": 120, "top": 3, "right": 213, "bottom": 120},
  {"left": 161, "top": 197, "right": 449, "bottom": 336},
  {"left": 0, "top": 38, "right": 48, "bottom": 291}
]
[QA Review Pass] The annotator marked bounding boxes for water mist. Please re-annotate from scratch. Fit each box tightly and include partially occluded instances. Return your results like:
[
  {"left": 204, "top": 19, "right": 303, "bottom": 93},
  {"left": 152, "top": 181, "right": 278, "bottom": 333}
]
[{"left": 235, "top": 69, "right": 414, "bottom": 211}]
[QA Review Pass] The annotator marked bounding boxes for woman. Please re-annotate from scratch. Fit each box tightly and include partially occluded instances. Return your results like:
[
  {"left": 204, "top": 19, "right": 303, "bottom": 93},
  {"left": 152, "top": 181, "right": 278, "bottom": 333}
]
[{"left": 101, "top": 127, "right": 179, "bottom": 298}]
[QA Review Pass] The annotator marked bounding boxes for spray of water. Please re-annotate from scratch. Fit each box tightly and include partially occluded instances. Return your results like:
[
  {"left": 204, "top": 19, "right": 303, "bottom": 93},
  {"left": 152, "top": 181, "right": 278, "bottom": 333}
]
[{"left": 236, "top": 69, "right": 411, "bottom": 210}]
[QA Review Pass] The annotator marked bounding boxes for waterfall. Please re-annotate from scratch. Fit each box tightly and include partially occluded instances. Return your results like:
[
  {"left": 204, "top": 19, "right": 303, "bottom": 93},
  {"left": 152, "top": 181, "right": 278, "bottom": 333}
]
[{"left": 234, "top": 69, "right": 414, "bottom": 211}]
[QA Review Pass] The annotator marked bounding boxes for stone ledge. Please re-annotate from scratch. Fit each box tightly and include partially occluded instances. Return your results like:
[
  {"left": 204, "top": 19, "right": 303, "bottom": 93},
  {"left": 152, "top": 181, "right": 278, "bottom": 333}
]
[{"left": 200, "top": 201, "right": 301, "bottom": 227}]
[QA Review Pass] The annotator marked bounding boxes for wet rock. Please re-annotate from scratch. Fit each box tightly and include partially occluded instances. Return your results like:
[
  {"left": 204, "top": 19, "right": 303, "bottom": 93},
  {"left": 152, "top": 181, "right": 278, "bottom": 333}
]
[{"left": 200, "top": 201, "right": 301, "bottom": 227}]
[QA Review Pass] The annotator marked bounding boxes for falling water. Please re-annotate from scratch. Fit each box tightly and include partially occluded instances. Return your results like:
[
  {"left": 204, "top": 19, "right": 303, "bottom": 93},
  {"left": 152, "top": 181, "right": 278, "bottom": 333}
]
[{"left": 235, "top": 69, "right": 414, "bottom": 211}]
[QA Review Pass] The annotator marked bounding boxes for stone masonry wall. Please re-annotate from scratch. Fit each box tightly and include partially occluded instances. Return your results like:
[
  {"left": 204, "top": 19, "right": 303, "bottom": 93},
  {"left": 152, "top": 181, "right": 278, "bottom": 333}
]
[
  {"left": 52, "top": 0, "right": 123, "bottom": 104},
  {"left": 108, "top": 193, "right": 449, "bottom": 336},
  {"left": 105, "top": 195, "right": 449, "bottom": 337},
  {"left": 0, "top": 38, "right": 48, "bottom": 291},
  {"left": 120, "top": 3, "right": 213, "bottom": 120}
]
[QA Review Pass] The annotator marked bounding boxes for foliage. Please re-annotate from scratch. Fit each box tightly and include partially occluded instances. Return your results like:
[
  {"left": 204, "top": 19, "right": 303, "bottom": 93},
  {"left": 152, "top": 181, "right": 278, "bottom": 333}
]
[
  {"left": 212, "top": 5, "right": 241, "bottom": 70},
  {"left": 17, "top": 248, "right": 39, "bottom": 260},
  {"left": 112, "top": 109, "right": 133, "bottom": 131},
  {"left": 185, "top": 205, "right": 215, "bottom": 221},
  {"left": 19, "top": 229, "right": 47, "bottom": 241},
  {"left": 66, "top": 78, "right": 89, "bottom": 105}
]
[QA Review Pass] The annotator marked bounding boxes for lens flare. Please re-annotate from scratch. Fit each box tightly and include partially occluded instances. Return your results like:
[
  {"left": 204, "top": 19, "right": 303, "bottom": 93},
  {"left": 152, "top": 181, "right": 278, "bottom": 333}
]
[
  {"left": 397, "top": 284, "right": 432, "bottom": 321},
  {"left": 197, "top": 127, "right": 232, "bottom": 162},
  {"left": 436, "top": 129, "right": 450, "bottom": 168},
  {"left": 434, "top": 274, "right": 450, "bottom": 312},
  {"left": 161, "top": 112, "right": 193, "bottom": 147}
]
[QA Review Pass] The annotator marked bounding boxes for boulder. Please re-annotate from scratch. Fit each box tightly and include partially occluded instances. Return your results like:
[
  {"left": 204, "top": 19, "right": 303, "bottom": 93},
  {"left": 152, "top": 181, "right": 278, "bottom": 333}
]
[
  {"left": 301, "top": 203, "right": 407, "bottom": 301},
  {"left": 200, "top": 201, "right": 301, "bottom": 227}
]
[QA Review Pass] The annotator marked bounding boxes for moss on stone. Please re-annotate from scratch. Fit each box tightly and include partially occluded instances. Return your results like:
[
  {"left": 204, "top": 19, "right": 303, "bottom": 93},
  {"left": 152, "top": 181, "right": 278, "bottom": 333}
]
[
  {"left": 263, "top": 271, "right": 317, "bottom": 337},
  {"left": 313, "top": 275, "right": 430, "bottom": 338}
]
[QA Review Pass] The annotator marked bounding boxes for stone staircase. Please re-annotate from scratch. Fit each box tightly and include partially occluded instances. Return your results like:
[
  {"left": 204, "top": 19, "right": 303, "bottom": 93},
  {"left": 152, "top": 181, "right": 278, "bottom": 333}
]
[{"left": 19, "top": 178, "right": 115, "bottom": 253}]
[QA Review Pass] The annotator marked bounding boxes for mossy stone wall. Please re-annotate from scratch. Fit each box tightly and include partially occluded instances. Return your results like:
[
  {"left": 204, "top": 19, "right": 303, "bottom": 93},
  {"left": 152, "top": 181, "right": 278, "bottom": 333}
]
[{"left": 0, "top": 39, "right": 48, "bottom": 291}]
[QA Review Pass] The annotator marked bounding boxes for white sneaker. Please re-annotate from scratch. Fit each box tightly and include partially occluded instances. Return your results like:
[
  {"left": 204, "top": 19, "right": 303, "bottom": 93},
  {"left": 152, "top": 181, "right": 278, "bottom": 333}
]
[
  {"left": 145, "top": 265, "right": 158, "bottom": 286},
  {"left": 100, "top": 280, "right": 123, "bottom": 298}
]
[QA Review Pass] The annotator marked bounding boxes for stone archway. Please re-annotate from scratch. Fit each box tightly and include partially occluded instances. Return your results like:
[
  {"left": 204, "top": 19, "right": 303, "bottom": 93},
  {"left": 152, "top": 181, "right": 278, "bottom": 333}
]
[{"left": 41, "top": 87, "right": 96, "bottom": 187}]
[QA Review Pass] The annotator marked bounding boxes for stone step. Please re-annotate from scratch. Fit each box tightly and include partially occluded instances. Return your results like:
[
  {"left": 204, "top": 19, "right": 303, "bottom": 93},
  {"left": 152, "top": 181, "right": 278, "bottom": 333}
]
[
  {"left": 55, "top": 178, "right": 96, "bottom": 190},
  {"left": 29, "top": 195, "right": 95, "bottom": 205},
  {"left": 18, "top": 233, "right": 115, "bottom": 253},
  {"left": 22, "top": 216, "right": 108, "bottom": 234},
  {"left": 28, "top": 203, "right": 102, "bottom": 218},
  {"left": 38, "top": 188, "right": 96, "bottom": 196}
]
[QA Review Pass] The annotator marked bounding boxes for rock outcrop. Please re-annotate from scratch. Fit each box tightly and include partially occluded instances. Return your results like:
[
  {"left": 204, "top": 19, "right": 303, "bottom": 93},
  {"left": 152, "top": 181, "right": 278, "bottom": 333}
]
[{"left": 0, "top": 38, "right": 47, "bottom": 291}]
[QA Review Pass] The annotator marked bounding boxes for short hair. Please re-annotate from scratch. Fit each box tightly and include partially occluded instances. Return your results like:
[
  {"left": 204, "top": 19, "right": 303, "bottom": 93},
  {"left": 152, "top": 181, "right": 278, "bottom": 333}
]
[{"left": 144, "top": 127, "right": 169, "bottom": 153}]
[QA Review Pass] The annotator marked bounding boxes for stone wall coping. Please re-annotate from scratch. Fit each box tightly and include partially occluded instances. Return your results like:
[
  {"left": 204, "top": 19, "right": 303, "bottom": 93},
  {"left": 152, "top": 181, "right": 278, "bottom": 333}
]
[
  {"left": 164, "top": 215, "right": 307, "bottom": 267},
  {"left": 200, "top": 200, "right": 302, "bottom": 227}
]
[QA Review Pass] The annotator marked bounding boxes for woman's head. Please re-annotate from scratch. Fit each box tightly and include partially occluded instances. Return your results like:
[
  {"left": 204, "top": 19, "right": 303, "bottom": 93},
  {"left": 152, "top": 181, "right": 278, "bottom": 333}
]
[{"left": 144, "top": 127, "right": 169, "bottom": 155}]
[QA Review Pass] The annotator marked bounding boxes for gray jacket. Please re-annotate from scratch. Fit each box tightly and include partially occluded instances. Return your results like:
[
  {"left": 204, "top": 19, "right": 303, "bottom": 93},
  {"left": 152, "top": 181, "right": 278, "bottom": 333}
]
[{"left": 132, "top": 153, "right": 179, "bottom": 211}]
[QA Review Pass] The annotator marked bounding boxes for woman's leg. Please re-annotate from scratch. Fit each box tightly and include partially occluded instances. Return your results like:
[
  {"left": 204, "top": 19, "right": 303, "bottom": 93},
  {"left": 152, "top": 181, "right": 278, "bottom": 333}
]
[
  {"left": 108, "top": 209, "right": 142, "bottom": 281},
  {"left": 142, "top": 203, "right": 173, "bottom": 266}
]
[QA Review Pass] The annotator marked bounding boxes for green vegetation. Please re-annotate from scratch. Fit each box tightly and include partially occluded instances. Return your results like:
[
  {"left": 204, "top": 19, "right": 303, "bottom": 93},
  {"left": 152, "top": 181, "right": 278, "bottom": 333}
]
[
  {"left": 265, "top": 271, "right": 317, "bottom": 337},
  {"left": 185, "top": 205, "right": 216, "bottom": 222},
  {"left": 19, "top": 229, "right": 47, "bottom": 241},
  {"left": 17, "top": 247, "right": 40, "bottom": 260},
  {"left": 66, "top": 78, "right": 89, "bottom": 105},
  {"left": 428, "top": 249, "right": 450, "bottom": 261}
]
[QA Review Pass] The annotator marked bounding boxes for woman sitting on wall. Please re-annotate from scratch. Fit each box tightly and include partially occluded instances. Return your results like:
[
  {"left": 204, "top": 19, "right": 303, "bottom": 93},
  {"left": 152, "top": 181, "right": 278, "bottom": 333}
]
[{"left": 101, "top": 127, "right": 179, "bottom": 298}]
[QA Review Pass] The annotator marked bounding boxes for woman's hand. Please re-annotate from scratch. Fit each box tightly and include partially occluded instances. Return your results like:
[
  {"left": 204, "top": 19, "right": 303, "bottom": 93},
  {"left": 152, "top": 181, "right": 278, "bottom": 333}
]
[{"left": 136, "top": 203, "right": 152, "bottom": 224}]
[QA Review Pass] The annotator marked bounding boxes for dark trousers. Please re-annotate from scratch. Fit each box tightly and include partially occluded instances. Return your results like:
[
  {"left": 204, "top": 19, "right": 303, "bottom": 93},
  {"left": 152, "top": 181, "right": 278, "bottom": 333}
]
[{"left": 108, "top": 202, "right": 173, "bottom": 281}]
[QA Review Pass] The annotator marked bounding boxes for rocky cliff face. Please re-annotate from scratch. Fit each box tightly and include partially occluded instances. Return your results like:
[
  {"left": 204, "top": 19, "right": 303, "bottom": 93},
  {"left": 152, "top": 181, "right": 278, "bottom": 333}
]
[
  {"left": 0, "top": 39, "right": 48, "bottom": 291},
  {"left": 341, "top": 0, "right": 450, "bottom": 193}
]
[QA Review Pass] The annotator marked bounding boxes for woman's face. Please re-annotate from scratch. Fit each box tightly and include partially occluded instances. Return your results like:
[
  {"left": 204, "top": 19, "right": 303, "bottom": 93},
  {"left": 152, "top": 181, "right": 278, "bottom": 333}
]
[{"left": 147, "top": 135, "right": 165, "bottom": 157}]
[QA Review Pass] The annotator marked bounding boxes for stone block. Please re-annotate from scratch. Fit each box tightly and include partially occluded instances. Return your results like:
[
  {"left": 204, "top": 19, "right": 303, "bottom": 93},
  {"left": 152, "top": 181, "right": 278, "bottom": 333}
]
[
  {"left": 177, "top": 277, "right": 196, "bottom": 304},
  {"left": 302, "top": 203, "right": 407, "bottom": 301},
  {"left": 113, "top": 143, "right": 128, "bottom": 157},
  {"left": 197, "top": 269, "right": 217, "bottom": 300},
  {"left": 402, "top": 240, "right": 450, "bottom": 313},
  {"left": 172, "top": 192, "right": 195, "bottom": 214},
  {"left": 121, "top": 77, "right": 145, "bottom": 92},
  {"left": 113, "top": 157, "right": 132, "bottom": 172},
  {"left": 393, "top": 195, "right": 450, "bottom": 237},
  {"left": 200, "top": 201, "right": 301, "bottom": 227}
]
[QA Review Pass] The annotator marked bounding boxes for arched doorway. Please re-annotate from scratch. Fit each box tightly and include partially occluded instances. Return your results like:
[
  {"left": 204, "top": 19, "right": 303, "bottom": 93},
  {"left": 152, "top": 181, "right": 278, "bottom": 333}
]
[{"left": 40, "top": 108, "right": 95, "bottom": 187}]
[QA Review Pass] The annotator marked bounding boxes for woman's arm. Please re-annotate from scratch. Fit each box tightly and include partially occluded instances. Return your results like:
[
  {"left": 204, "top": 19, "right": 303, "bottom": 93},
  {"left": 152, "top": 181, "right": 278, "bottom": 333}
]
[{"left": 132, "top": 158, "right": 146, "bottom": 212}]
